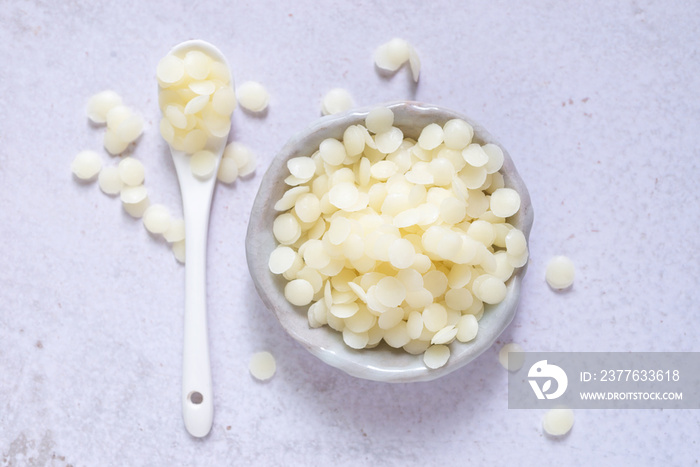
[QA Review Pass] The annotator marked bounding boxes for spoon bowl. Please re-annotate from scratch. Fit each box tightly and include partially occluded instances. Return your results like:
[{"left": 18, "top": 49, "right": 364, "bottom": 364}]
[
  {"left": 164, "top": 40, "right": 233, "bottom": 437},
  {"left": 246, "top": 101, "right": 533, "bottom": 383}
]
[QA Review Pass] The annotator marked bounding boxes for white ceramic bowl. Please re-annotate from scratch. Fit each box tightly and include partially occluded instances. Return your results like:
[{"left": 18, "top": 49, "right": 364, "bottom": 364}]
[{"left": 246, "top": 101, "right": 533, "bottom": 383}]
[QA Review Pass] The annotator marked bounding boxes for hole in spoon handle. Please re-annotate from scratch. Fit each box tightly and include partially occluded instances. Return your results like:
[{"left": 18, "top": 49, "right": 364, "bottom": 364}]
[{"left": 183, "top": 379, "right": 213, "bottom": 437}]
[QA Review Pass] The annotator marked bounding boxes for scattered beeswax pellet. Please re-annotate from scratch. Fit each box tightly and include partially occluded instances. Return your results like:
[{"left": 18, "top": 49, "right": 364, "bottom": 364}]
[
  {"left": 86, "top": 90, "right": 123, "bottom": 124},
  {"left": 374, "top": 38, "right": 410, "bottom": 72},
  {"left": 224, "top": 142, "right": 257, "bottom": 177},
  {"left": 142, "top": 204, "right": 172, "bottom": 234},
  {"left": 118, "top": 157, "right": 145, "bottom": 186},
  {"left": 216, "top": 157, "right": 239, "bottom": 184},
  {"left": 120, "top": 185, "right": 150, "bottom": 218},
  {"left": 321, "top": 88, "right": 354, "bottom": 116},
  {"left": 542, "top": 409, "right": 574, "bottom": 436},
  {"left": 545, "top": 256, "right": 575, "bottom": 289},
  {"left": 237, "top": 81, "right": 269, "bottom": 112},
  {"left": 249, "top": 351, "right": 277, "bottom": 381},
  {"left": 71, "top": 151, "right": 102, "bottom": 180},
  {"left": 163, "top": 218, "right": 185, "bottom": 243},
  {"left": 498, "top": 343, "right": 524, "bottom": 371},
  {"left": 98, "top": 166, "right": 123, "bottom": 195},
  {"left": 172, "top": 239, "right": 186, "bottom": 263},
  {"left": 374, "top": 39, "right": 420, "bottom": 81}
]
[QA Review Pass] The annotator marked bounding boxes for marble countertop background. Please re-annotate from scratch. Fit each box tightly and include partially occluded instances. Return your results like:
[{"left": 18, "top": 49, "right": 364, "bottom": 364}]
[{"left": 1, "top": 0, "right": 699, "bottom": 465}]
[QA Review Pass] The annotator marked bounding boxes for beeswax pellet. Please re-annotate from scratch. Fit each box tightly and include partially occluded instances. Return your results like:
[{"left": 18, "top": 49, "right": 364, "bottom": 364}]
[
  {"left": 543, "top": 409, "right": 574, "bottom": 436},
  {"left": 142, "top": 204, "right": 171, "bottom": 234},
  {"left": 321, "top": 88, "right": 353, "bottom": 116},
  {"left": 374, "top": 38, "right": 410, "bottom": 72},
  {"left": 190, "top": 150, "right": 217, "bottom": 179},
  {"left": 498, "top": 343, "right": 524, "bottom": 371},
  {"left": 86, "top": 90, "right": 123, "bottom": 124},
  {"left": 284, "top": 279, "right": 314, "bottom": 306},
  {"left": 249, "top": 351, "right": 276, "bottom": 381},
  {"left": 237, "top": 81, "right": 269, "bottom": 112},
  {"left": 423, "top": 344, "right": 450, "bottom": 369},
  {"left": 118, "top": 157, "right": 145, "bottom": 186},
  {"left": 546, "top": 256, "right": 575, "bottom": 289},
  {"left": 71, "top": 151, "right": 102, "bottom": 180},
  {"left": 98, "top": 166, "right": 123, "bottom": 195},
  {"left": 490, "top": 188, "right": 521, "bottom": 218}
]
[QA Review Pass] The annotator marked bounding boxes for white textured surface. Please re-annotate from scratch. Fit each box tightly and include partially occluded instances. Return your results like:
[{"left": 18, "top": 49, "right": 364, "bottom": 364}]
[{"left": 1, "top": 1, "right": 699, "bottom": 465}]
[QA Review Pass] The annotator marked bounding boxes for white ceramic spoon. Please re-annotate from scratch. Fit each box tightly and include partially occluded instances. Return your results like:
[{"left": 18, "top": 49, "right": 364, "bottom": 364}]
[{"left": 162, "top": 40, "right": 232, "bottom": 438}]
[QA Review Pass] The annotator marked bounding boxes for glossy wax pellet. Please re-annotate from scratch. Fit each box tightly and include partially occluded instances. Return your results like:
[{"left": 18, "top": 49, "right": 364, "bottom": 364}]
[
  {"left": 98, "top": 166, "right": 123, "bottom": 195},
  {"left": 157, "top": 55, "right": 185, "bottom": 85},
  {"left": 224, "top": 142, "right": 257, "bottom": 177},
  {"left": 294, "top": 193, "right": 321, "bottom": 223},
  {"left": 142, "top": 204, "right": 171, "bottom": 234},
  {"left": 321, "top": 88, "right": 354, "bottom": 116},
  {"left": 543, "top": 409, "right": 574, "bottom": 436},
  {"left": 374, "top": 38, "right": 420, "bottom": 82},
  {"left": 190, "top": 150, "right": 217, "bottom": 179},
  {"left": 237, "top": 81, "right": 269, "bottom": 112},
  {"left": 71, "top": 151, "right": 102, "bottom": 180},
  {"left": 463, "top": 144, "right": 489, "bottom": 167},
  {"left": 365, "top": 107, "right": 394, "bottom": 134},
  {"left": 86, "top": 90, "right": 123, "bottom": 124},
  {"left": 217, "top": 157, "right": 239, "bottom": 184},
  {"left": 268, "top": 246, "right": 297, "bottom": 274},
  {"left": 183, "top": 50, "right": 211, "bottom": 80},
  {"left": 163, "top": 218, "right": 185, "bottom": 243},
  {"left": 375, "top": 276, "right": 406, "bottom": 308},
  {"left": 249, "top": 351, "right": 276, "bottom": 381},
  {"left": 418, "top": 123, "right": 444, "bottom": 150},
  {"left": 546, "top": 255, "right": 575, "bottom": 289},
  {"left": 498, "top": 343, "right": 525, "bottom": 371},
  {"left": 118, "top": 157, "right": 145, "bottom": 186},
  {"left": 284, "top": 279, "right": 314, "bottom": 306},
  {"left": 287, "top": 157, "right": 316, "bottom": 180},
  {"left": 273, "top": 213, "right": 301, "bottom": 245},
  {"left": 443, "top": 119, "right": 473, "bottom": 150},
  {"left": 431, "top": 325, "right": 458, "bottom": 345},
  {"left": 455, "top": 314, "right": 478, "bottom": 342},
  {"left": 490, "top": 188, "right": 521, "bottom": 218},
  {"left": 172, "top": 239, "right": 186, "bottom": 263},
  {"left": 374, "top": 38, "right": 410, "bottom": 72},
  {"left": 423, "top": 344, "right": 450, "bottom": 369},
  {"left": 120, "top": 185, "right": 150, "bottom": 218}
]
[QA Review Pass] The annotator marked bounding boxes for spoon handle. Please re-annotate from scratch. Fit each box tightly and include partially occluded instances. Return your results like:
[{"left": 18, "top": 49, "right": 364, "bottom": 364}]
[{"left": 181, "top": 188, "right": 214, "bottom": 438}]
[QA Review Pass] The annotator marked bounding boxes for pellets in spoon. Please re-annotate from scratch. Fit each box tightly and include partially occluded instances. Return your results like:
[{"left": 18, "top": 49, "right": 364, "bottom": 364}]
[{"left": 157, "top": 47, "right": 235, "bottom": 178}]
